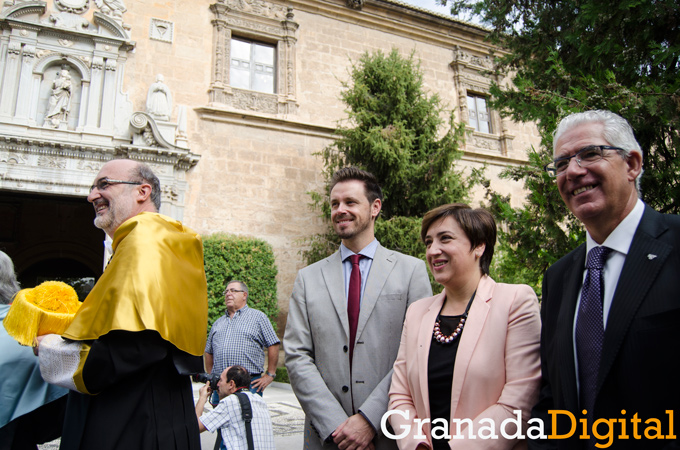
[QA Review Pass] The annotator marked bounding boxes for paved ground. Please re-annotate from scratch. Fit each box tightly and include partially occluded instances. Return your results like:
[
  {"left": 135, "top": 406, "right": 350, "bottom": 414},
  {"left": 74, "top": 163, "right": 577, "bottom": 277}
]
[{"left": 38, "top": 381, "right": 304, "bottom": 450}]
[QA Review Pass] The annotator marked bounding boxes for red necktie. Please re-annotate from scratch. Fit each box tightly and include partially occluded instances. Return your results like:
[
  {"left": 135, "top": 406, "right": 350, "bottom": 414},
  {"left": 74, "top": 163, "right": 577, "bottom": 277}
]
[{"left": 347, "top": 254, "right": 363, "bottom": 367}]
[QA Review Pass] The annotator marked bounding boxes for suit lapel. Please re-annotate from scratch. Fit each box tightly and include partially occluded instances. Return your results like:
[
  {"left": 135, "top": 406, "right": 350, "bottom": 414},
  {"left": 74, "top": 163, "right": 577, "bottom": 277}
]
[
  {"left": 598, "top": 207, "right": 671, "bottom": 393},
  {"left": 556, "top": 245, "right": 585, "bottom": 413},
  {"left": 356, "top": 244, "right": 396, "bottom": 336},
  {"left": 320, "top": 251, "right": 350, "bottom": 339},
  {"left": 450, "top": 276, "right": 492, "bottom": 418}
]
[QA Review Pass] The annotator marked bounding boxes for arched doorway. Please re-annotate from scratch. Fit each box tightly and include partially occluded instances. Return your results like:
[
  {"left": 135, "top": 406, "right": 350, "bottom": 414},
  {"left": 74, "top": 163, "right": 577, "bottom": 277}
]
[{"left": 0, "top": 190, "right": 103, "bottom": 300}]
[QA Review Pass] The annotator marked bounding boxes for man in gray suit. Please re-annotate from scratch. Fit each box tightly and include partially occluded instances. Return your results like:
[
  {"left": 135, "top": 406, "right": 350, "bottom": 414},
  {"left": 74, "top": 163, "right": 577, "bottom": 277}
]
[{"left": 284, "top": 167, "right": 432, "bottom": 450}]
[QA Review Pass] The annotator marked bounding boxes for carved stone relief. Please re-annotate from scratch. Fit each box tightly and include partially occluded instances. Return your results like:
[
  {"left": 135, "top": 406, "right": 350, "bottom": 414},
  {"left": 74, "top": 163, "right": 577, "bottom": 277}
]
[
  {"left": 346, "top": 0, "right": 364, "bottom": 10},
  {"left": 94, "top": 0, "right": 126, "bottom": 20},
  {"left": 223, "top": 0, "right": 287, "bottom": 19},
  {"left": 471, "top": 134, "right": 500, "bottom": 151},
  {"left": 232, "top": 90, "right": 278, "bottom": 114},
  {"left": 37, "top": 154, "right": 67, "bottom": 169},
  {"left": 150, "top": 18, "right": 173, "bottom": 43},
  {"left": 54, "top": 0, "right": 90, "bottom": 14},
  {"left": 42, "top": 13, "right": 90, "bottom": 30}
]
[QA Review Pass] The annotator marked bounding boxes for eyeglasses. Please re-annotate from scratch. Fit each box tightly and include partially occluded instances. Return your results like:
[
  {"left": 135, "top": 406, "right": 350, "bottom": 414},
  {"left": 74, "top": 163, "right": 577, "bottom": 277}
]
[
  {"left": 544, "top": 145, "right": 625, "bottom": 177},
  {"left": 90, "top": 178, "right": 142, "bottom": 192},
  {"left": 224, "top": 289, "right": 245, "bottom": 294}
]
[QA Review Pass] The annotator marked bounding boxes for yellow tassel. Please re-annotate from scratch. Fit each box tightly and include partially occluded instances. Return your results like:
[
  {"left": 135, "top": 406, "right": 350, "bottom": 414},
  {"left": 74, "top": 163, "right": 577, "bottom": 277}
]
[{"left": 4, "top": 281, "right": 81, "bottom": 346}]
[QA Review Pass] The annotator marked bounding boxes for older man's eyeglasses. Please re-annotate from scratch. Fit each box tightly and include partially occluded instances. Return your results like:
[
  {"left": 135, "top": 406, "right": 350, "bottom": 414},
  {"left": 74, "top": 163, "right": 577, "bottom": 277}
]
[
  {"left": 544, "top": 145, "right": 625, "bottom": 177},
  {"left": 224, "top": 289, "right": 245, "bottom": 294},
  {"left": 90, "top": 178, "right": 143, "bottom": 193}
]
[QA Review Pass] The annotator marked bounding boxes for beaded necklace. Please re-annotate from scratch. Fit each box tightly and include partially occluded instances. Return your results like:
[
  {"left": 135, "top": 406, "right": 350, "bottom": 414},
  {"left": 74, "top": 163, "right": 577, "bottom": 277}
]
[{"left": 432, "top": 290, "right": 476, "bottom": 344}]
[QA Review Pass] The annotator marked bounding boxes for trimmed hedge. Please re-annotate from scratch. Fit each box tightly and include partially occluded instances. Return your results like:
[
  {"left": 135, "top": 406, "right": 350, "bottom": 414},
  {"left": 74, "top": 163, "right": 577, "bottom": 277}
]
[
  {"left": 274, "top": 367, "right": 289, "bottom": 384},
  {"left": 202, "top": 233, "right": 279, "bottom": 333}
]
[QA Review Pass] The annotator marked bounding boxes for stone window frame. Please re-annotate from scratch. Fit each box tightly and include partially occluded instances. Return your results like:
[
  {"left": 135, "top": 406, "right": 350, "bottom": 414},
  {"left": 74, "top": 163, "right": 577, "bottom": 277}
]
[
  {"left": 230, "top": 36, "right": 277, "bottom": 94},
  {"left": 450, "top": 46, "right": 513, "bottom": 155},
  {"left": 208, "top": 0, "right": 299, "bottom": 115},
  {"left": 466, "top": 92, "right": 492, "bottom": 134}
]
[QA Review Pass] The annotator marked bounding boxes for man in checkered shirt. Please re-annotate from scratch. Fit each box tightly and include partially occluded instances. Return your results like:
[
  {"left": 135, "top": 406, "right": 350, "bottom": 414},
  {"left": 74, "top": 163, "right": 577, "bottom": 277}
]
[
  {"left": 204, "top": 280, "right": 280, "bottom": 396},
  {"left": 196, "top": 365, "right": 275, "bottom": 450}
]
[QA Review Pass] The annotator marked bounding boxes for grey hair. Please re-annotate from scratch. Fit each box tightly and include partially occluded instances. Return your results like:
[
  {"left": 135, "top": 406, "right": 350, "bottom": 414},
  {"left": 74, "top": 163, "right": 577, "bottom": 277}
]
[
  {"left": 224, "top": 280, "right": 248, "bottom": 295},
  {"left": 130, "top": 162, "right": 161, "bottom": 211},
  {"left": 0, "top": 251, "right": 20, "bottom": 305},
  {"left": 553, "top": 110, "right": 644, "bottom": 192}
]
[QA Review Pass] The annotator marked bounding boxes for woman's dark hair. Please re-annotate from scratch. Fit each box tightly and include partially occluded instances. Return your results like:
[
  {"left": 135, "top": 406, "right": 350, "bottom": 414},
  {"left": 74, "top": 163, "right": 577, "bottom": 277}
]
[{"left": 421, "top": 203, "right": 496, "bottom": 276}]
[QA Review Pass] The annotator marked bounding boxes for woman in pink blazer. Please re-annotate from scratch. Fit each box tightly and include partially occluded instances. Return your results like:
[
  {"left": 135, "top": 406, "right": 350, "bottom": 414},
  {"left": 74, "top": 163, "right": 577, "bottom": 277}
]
[{"left": 388, "top": 204, "right": 541, "bottom": 450}]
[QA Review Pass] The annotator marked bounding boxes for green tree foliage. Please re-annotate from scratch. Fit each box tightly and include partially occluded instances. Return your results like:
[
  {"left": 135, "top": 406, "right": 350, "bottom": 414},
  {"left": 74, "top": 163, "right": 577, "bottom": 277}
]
[
  {"left": 441, "top": 0, "right": 679, "bottom": 292},
  {"left": 319, "top": 48, "right": 475, "bottom": 219},
  {"left": 304, "top": 49, "right": 481, "bottom": 268},
  {"left": 375, "top": 216, "right": 442, "bottom": 294},
  {"left": 202, "top": 233, "right": 278, "bottom": 332}
]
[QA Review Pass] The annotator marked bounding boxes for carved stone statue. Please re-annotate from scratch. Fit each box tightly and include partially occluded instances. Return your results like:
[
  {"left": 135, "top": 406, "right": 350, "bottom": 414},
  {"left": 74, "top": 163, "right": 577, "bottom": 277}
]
[
  {"left": 146, "top": 74, "right": 172, "bottom": 121},
  {"left": 45, "top": 69, "right": 72, "bottom": 128}
]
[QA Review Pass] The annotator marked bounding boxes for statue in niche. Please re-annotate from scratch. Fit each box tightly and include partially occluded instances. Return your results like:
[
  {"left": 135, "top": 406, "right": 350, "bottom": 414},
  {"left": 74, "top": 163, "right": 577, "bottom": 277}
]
[
  {"left": 146, "top": 74, "right": 172, "bottom": 121},
  {"left": 45, "top": 69, "right": 72, "bottom": 128},
  {"left": 94, "top": 0, "right": 126, "bottom": 19}
]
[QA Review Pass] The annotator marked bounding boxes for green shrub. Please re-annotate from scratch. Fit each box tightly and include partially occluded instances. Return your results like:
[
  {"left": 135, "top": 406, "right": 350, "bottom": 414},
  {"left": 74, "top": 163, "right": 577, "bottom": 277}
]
[
  {"left": 274, "top": 367, "right": 289, "bottom": 384},
  {"left": 202, "top": 233, "right": 279, "bottom": 333}
]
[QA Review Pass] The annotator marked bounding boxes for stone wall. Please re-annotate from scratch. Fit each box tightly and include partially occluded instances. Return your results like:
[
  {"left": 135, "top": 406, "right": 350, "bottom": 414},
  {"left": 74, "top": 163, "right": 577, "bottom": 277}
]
[{"left": 120, "top": 0, "right": 541, "bottom": 331}]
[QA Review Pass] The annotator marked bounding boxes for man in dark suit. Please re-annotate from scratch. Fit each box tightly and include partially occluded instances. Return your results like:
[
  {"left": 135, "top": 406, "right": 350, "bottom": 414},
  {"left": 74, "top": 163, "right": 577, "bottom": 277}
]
[
  {"left": 284, "top": 167, "right": 432, "bottom": 450},
  {"left": 530, "top": 110, "right": 680, "bottom": 449}
]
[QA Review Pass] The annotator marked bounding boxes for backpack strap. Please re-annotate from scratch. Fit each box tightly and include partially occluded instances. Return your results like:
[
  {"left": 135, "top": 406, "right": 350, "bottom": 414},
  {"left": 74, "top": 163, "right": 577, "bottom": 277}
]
[{"left": 235, "top": 391, "right": 254, "bottom": 450}]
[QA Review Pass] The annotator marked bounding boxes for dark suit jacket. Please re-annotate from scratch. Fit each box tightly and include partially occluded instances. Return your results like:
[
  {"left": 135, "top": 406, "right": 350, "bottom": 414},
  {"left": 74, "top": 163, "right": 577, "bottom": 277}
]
[{"left": 530, "top": 205, "right": 680, "bottom": 450}]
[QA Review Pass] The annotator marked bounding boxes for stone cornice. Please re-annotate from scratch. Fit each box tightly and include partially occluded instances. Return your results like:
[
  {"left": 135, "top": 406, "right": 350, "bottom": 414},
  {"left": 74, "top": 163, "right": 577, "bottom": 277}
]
[
  {"left": 461, "top": 149, "right": 524, "bottom": 168},
  {"left": 286, "top": 0, "right": 495, "bottom": 55},
  {"left": 195, "top": 106, "right": 335, "bottom": 139},
  {"left": 195, "top": 106, "right": 527, "bottom": 165}
]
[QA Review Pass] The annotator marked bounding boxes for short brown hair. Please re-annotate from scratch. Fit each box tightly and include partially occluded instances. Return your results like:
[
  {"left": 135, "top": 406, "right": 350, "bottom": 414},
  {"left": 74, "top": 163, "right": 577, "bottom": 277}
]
[
  {"left": 329, "top": 167, "right": 383, "bottom": 204},
  {"left": 421, "top": 203, "right": 496, "bottom": 276}
]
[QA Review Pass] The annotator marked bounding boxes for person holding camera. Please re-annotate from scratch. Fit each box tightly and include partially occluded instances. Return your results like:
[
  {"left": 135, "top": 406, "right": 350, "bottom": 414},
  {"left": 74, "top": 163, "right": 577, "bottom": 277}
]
[{"left": 195, "top": 365, "right": 275, "bottom": 450}]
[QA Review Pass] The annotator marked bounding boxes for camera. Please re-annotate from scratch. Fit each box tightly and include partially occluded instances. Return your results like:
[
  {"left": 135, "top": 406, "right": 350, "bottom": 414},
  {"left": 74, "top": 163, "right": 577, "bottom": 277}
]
[{"left": 192, "top": 373, "right": 220, "bottom": 391}]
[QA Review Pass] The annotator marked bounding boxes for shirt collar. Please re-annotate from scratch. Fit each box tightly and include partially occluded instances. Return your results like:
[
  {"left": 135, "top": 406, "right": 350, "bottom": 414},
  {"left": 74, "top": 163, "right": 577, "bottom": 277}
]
[
  {"left": 227, "top": 305, "right": 249, "bottom": 317},
  {"left": 340, "top": 239, "right": 379, "bottom": 262},
  {"left": 586, "top": 198, "right": 645, "bottom": 258}
]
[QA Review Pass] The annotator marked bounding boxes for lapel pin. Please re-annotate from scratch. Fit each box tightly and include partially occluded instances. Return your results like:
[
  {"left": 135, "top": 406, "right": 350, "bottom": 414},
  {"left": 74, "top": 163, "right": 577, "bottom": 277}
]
[{"left": 647, "top": 254, "right": 657, "bottom": 260}]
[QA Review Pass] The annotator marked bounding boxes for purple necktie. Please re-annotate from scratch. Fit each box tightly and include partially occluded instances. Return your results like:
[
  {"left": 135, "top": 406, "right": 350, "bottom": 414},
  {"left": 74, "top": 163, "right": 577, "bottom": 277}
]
[
  {"left": 576, "top": 246, "right": 612, "bottom": 427},
  {"left": 347, "top": 254, "right": 363, "bottom": 368}
]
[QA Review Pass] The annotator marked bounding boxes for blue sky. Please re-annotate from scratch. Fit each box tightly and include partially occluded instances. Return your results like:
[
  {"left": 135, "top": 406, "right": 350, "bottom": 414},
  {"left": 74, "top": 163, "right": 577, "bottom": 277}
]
[
  {"left": 397, "top": 0, "right": 482, "bottom": 25},
  {"left": 399, "top": 0, "right": 452, "bottom": 16}
]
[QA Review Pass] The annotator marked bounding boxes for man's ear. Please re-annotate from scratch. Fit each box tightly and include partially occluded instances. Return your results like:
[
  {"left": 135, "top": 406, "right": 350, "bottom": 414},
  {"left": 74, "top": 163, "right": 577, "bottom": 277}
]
[
  {"left": 626, "top": 150, "right": 643, "bottom": 183},
  {"left": 371, "top": 198, "right": 382, "bottom": 220},
  {"left": 137, "top": 183, "right": 152, "bottom": 204}
]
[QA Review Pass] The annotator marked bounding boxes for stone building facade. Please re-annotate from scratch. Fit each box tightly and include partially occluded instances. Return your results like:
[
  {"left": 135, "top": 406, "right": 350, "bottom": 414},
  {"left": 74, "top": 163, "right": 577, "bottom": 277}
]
[{"left": 0, "top": 0, "right": 539, "bottom": 331}]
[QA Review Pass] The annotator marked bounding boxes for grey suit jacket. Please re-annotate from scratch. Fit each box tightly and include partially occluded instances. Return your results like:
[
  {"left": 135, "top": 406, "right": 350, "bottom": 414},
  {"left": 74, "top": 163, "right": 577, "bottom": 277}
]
[{"left": 284, "top": 243, "right": 432, "bottom": 450}]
